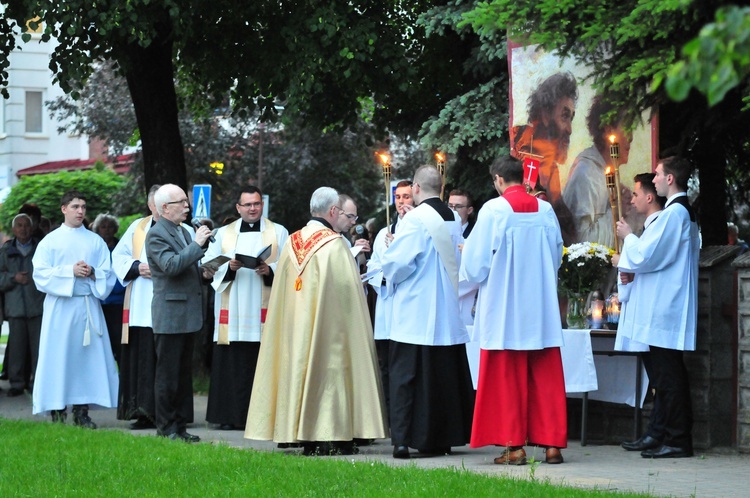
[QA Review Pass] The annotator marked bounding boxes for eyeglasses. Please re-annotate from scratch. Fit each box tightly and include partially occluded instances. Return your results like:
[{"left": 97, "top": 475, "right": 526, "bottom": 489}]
[
  {"left": 448, "top": 204, "right": 467, "bottom": 210},
  {"left": 166, "top": 199, "right": 189, "bottom": 205},
  {"left": 343, "top": 213, "right": 358, "bottom": 221},
  {"left": 238, "top": 202, "right": 262, "bottom": 208}
]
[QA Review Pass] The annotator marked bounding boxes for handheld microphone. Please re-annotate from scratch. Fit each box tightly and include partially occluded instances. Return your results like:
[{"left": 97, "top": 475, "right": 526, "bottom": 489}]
[
  {"left": 353, "top": 224, "right": 368, "bottom": 241},
  {"left": 191, "top": 218, "right": 216, "bottom": 243}
]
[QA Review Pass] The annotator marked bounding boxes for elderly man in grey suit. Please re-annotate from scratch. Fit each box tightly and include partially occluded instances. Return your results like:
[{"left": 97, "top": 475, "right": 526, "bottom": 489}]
[{"left": 146, "top": 184, "right": 214, "bottom": 442}]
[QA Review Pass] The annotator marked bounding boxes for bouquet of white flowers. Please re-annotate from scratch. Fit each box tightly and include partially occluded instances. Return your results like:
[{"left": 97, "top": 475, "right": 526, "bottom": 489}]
[{"left": 558, "top": 242, "right": 614, "bottom": 297}]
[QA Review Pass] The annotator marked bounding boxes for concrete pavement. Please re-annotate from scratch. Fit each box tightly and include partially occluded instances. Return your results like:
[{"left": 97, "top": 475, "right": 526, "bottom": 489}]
[{"left": 0, "top": 375, "right": 747, "bottom": 497}]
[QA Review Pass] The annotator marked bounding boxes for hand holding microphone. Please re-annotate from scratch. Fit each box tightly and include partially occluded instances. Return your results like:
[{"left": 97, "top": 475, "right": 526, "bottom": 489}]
[{"left": 191, "top": 218, "right": 216, "bottom": 245}]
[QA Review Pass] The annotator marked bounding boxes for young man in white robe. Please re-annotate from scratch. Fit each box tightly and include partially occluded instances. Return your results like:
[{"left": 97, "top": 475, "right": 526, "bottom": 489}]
[
  {"left": 32, "top": 190, "right": 119, "bottom": 427},
  {"left": 366, "top": 180, "right": 414, "bottom": 416},
  {"left": 615, "top": 157, "right": 700, "bottom": 458},
  {"left": 461, "top": 156, "right": 566, "bottom": 465},
  {"left": 381, "top": 165, "right": 474, "bottom": 459},
  {"left": 112, "top": 184, "right": 162, "bottom": 430},
  {"left": 203, "top": 186, "right": 288, "bottom": 430},
  {"left": 615, "top": 173, "right": 666, "bottom": 452}
]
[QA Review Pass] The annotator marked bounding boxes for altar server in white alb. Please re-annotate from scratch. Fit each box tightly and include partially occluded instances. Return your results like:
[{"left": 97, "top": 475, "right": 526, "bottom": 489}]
[
  {"left": 32, "top": 190, "right": 119, "bottom": 428},
  {"left": 615, "top": 173, "right": 666, "bottom": 452},
  {"left": 615, "top": 157, "right": 700, "bottom": 459},
  {"left": 203, "top": 186, "right": 288, "bottom": 430},
  {"left": 112, "top": 184, "right": 162, "bottom": 430},
  {"left": 366, "top": 180, "right": 414, "bottom": 415},
  {"left": 381, "top": 165, "right": 474, "bottom": 460},
  {"left": 461, "top": 156, "right": 566, "bottom": 465}
]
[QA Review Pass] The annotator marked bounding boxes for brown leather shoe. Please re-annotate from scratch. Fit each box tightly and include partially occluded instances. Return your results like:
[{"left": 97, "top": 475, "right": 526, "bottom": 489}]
[
  {"left": 545, "top": 447, "right": 564, "bottom": 464},
  {"left": 494, "top": 447, "right": 527, "bottom": 465}
]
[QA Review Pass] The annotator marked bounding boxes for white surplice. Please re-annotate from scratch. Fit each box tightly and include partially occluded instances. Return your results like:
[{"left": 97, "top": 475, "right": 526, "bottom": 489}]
[
  {"left": 380, "top": 203, "right": 468, "bottom": 346},
  {"left": 616, "top": 194, "right": 700, "bottom": 351},
  {"left": 31, "top": 225, "right": 119, "bottom": 414},
  {"left": 460, "top": 196, "right": 564, "bottom": 350},
  {"left": 614, "top": 211, "right": 662, "bottom": 352},
  {"left": 366, "top": 217, "right": 404, "bottom": 341},
  {"left": 203, "top": 219, "right": 288, "bottom": 342},
  {"left": 112, "top": 216, "right": 154, "bottom": 327},
  {"left": 563, "top": 146, "right": 615, "bottom": 247}
]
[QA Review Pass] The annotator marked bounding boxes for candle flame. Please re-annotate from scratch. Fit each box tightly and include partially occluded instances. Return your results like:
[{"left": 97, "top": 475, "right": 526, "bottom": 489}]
[
  {"left": 376, "top": 152, "right": 390, "bottom": 165},
  {"left": 435, "top": 152, "right": 445, "bottom": 162},
  {"left": 609, "top": 134, "right": 616, "bottom": 144},
  {"left": 605, "top": 165, "right": 613, "bottom": 175}
]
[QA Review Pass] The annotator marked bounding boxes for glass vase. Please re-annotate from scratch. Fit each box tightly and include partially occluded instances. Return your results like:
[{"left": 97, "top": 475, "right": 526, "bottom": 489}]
[{"left": 566, "top": 292, "right": 587, "bottom": 329}]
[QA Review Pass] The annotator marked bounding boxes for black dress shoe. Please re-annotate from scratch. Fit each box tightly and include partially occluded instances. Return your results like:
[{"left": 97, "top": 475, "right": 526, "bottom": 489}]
[
  {"left": 641, "top": 444, "right": 693, "bottom": 459},
  {"left": 393, "top": 445, "right": 410, "bottom": 459},
  {"left": 621, "top": 434, "right": 662, "bottom": 451},
  {"left": 130, "top": 417, "right": 156, "bottom": 430},
  {"left": 7, "top": 387, "right": 24, "bottom": 397},
  {"left": 165, "top": 431, "right": 200, "bottom": 443},
  {"left": 218, "top": 424, "right": 236, "bottom": 430}
]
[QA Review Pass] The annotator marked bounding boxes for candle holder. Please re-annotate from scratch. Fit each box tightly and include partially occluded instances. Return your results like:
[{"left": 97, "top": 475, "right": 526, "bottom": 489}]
[
  {"left": 377, "top": 152, "right": 392, "bottom": 232},
  {"left": 435, "top": 152, "right": 446, "bottom": 200},
  {"left": 605, "top": 165, "right": 620, "bottom": 253}
]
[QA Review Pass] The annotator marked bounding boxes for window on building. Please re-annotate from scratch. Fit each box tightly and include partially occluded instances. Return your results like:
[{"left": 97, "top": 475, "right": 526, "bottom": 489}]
[{"left": 25, "top": 91, "right": 43, "bottom": 133}]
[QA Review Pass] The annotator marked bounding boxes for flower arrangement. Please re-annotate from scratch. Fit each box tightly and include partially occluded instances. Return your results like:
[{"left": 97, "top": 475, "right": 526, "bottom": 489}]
[{"left": 558, "top": 242, "right": 614, "bottom": 297}]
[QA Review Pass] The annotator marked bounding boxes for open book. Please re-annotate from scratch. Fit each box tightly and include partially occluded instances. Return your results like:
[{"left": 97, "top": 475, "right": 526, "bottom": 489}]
[
  {"left": 202, "top": 244, "right": 273, "bottom": 272},
  {"left": 235, "top": 244, "right": 273, "bottom": 269}
]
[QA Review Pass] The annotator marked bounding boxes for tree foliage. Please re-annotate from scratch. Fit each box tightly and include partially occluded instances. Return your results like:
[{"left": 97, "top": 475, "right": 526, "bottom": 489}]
[
  {"left": 0, "top": 1, "right": 470, "bottom": 192},
  {"left": 0, "top": 167, "right": 126, "bottom": 231},
  {"left": 664, "top": 5, "right": 750, "bottom": 108}
]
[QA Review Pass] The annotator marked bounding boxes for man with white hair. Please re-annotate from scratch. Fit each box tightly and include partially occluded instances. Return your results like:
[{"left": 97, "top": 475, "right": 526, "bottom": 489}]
[
  {"left": 246, "top": 186, "right": 387, "bottom": 456},
  {"left": 381, "top": 166, "right": 475, "bottom": 459},
  {"left": 146, "top": 184, "right": 214, "bottom": 442}
]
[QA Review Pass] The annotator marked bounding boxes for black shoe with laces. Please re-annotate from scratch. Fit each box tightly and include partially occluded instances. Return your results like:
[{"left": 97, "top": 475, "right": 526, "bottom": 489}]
[{"left": 72, "top": 406, "right": 97, "bottom": 429}]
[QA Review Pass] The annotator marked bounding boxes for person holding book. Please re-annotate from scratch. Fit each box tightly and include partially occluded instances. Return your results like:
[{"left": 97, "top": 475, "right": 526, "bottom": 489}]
[{"left": 202, "top": 186, "right": 289, "bottom": 430}]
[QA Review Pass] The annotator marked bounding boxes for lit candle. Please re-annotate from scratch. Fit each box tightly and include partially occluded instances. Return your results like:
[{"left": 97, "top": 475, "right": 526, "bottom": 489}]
[{"left": 376, "top": 152, "right": 392, "bottom": 232}]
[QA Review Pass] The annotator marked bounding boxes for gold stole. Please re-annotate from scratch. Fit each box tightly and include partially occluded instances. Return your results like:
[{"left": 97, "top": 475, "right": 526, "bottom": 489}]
[
  {"left": 217, "top": 218, "right": 279, "bottom": 345},
  {"left": 290, "top": 227, "right": 340, "bottom": 291},
  {"left": 121, "top": 216, "right": 152, "bottom": 344}
]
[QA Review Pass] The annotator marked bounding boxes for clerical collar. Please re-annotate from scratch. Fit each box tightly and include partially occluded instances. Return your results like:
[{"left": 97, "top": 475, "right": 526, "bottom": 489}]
[
  {"left": 311, "top": 217, "right": 334, "bottom": 230},
  {"left": 240, "top": 220, "right": 261, "bottom": 232}
]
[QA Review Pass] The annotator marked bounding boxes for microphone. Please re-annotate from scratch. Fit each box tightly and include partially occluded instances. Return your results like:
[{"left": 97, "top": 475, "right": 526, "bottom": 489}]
[
  {"left": 353, "top": 224, "right": 368, "bottom": 241},
  {"left": 191, "top": 218, "right": 216, "bottom": 243}
]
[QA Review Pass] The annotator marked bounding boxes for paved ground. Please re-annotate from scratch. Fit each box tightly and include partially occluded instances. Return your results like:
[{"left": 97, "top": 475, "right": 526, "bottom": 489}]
[{"left": 2, "top": 337, "right": 748, "bottom": 497}]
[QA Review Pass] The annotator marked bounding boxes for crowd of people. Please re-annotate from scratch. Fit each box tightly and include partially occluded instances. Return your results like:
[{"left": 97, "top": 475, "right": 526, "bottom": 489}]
[{"left": 0, "top": 153, "right": 700, "bottom": 463}]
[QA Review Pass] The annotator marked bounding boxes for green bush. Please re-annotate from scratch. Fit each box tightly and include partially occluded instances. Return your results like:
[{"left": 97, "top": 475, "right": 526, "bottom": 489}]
[{"left": 0, "top": 165, "right": 126, "bottom": 231}]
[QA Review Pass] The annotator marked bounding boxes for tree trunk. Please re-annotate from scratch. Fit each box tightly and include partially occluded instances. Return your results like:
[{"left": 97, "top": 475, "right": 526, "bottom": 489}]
[
  {"left": 695, "top": 132, "right": 727, "bottom": 246},
  {"left": 122, "top": 35, "right": 187, "bottom": 191}
]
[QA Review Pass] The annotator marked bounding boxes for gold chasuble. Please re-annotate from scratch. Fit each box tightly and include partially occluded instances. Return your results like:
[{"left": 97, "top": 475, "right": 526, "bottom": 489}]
[{"left": 245, "top": 223, "right": 388, "bottom": 443}]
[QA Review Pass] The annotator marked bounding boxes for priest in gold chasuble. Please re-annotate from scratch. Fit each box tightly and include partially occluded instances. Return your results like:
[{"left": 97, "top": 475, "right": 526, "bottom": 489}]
[{"left": 245, "top": 187, "right": 387, "bottom": 455}]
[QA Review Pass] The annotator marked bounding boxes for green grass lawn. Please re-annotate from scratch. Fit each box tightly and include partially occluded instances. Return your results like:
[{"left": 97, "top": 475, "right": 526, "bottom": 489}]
[{"left": 0, "top": 418, "right": 647, "bottom": 497}]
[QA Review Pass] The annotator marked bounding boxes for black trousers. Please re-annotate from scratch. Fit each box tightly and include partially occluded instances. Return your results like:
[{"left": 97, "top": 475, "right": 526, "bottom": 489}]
[
  {"left": 640, "top": 352, "right": 666, "bottom": 440},
  {"left": 388, "top": 341, "right": 474, "bottom": 449},
  {"left": 7, "top": 316, "right": 42, "bottom": 390},
  {"left": 649, "top": 346, "right": 693, "bottom": 449},
  {"left": 154, "top": 332, "right": 195, "bottom": 435}
]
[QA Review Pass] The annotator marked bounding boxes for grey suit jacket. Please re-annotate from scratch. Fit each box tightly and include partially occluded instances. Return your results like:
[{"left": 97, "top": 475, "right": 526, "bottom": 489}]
[{"left": 146, "top": 217, "right": 206, "bottom": 334}]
